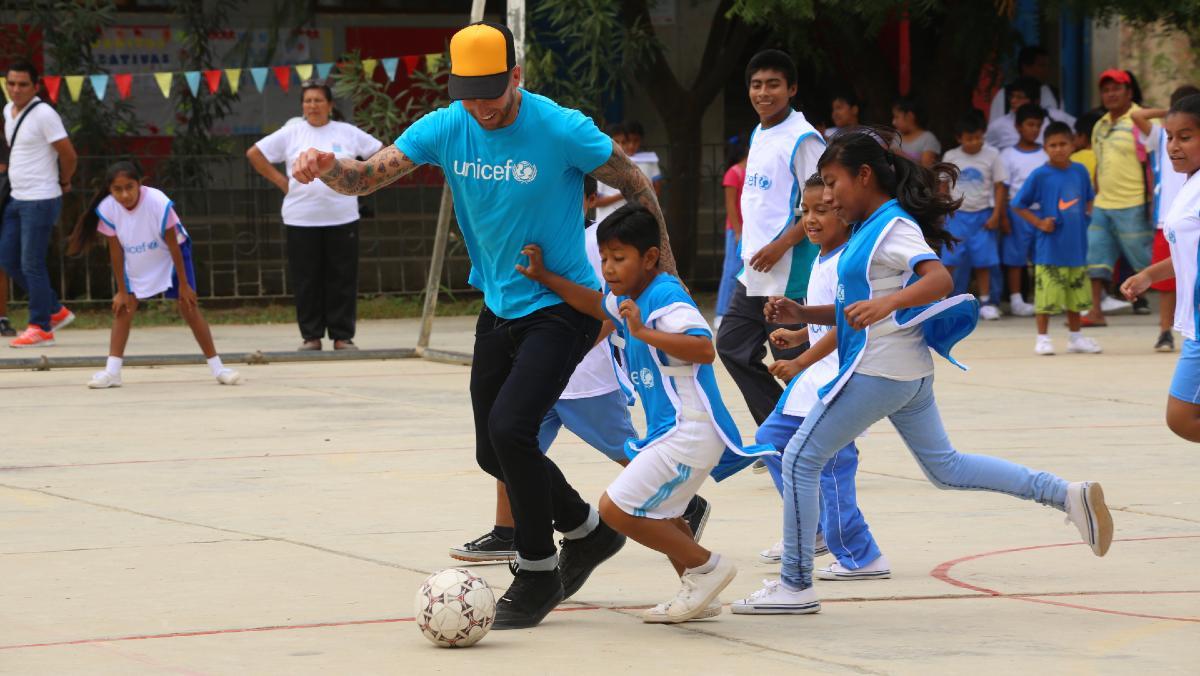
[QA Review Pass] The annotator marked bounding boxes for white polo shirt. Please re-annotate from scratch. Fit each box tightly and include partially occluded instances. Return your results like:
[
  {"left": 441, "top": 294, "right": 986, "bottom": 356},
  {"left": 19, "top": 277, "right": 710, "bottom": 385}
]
[{"left": 4, "top": 97, "right": 68, "bottom": 201}]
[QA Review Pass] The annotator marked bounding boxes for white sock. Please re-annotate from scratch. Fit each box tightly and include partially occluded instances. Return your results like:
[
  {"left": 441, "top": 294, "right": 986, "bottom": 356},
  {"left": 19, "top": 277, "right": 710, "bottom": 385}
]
[
  {"left": 1069, "top": 331, "right": 1083, "bottom": 341},
  {"left": 686, "top": 552, "right": 719, "bottom": 575},
  {"left": 1010, "top": 293, "right": 1024, "bottom": 305},
  {"left": 106, "top": 356, "right": 123, "bottom": 376},
  {"left": 207, "top": 356, "right": 224, "bottom": 377},
  {"left": 1038, "top": 333, "right": 1050, "bottom": 339},
  {"left": 979, "top": 295, "right": 990, "bottom": 304}
]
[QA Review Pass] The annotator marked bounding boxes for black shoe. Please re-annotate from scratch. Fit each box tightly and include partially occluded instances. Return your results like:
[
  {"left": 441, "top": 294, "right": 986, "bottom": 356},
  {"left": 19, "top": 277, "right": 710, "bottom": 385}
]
[
  {"left": 0, "top": 318, "right": 14, "bottom": 337},
  {"left": 682, "top": 494, "right": 711, "bottom": 542},
  {"left": 492, "top": 562, "right": 564, "bottom": 630},
  {"left": 559, "top": 520, "right": 626, "bottom": 600},
  {"left": 334, "top": 339, "right": 358, "bottom": 351},
  {"left": 448, "top": 530, "right": 516, "bottom": 563},
  {"left": 1133, "top": 297, "right": 1151, "bottom": 315},
  {"left": 1155, "top": 330, "right": 1175, "bottom": 353}
]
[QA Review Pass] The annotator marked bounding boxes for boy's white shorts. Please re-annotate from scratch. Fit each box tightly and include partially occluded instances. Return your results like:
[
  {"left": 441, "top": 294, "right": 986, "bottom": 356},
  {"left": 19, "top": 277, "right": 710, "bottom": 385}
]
[{"left": 606, "top": 434, "right": 719, "bottom": 520}]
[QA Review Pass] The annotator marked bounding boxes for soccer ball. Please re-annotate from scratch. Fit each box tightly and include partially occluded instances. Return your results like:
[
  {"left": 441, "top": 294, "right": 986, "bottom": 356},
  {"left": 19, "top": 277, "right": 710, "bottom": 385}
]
[{"left": 414, "top": 568, "right": 496, "bottom": 648}]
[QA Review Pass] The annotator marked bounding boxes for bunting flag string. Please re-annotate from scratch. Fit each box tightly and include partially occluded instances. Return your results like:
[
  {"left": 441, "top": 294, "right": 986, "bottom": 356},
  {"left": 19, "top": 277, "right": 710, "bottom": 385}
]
[
  {"left": 295, "top": 64, "right": 313, "bottom": 81},
  {"left": 381, "top": 57, "right": 399, "bottom": 82},
  {"left": 89, "top": 74, "right": 109, "bottom": 100},
  {"left": 362, "top": 58, "right": 378, "bottom": 79},
  {"left": 425, "top": 54, "right": 443, "bottom": 72},
  {"left": 250, "top": 67, "right": 269, "bottom": 93},
  {"left": 114, "top": 73, "right": 133, "bottom": 99},
  {"left": 43, "top": 75, "right": 62, "bottom": 104},
  {"left": 183, "top": 71, "right": 201, "bottom": 97},
  {"left": 225, "top": 68, "right": 242, "bottom": 95},
  {"left": 316, "top": 62, "right": 333, "bottom": 80},
  {"left": 203, "top": 69, "right": 222, "bottom": 94},
  {"left": 154, "top": 72, "right": 173, "bottom": 98},
  {"left": 272, "top": 65, "right": 292, "bottom": 93},
  {"left": 65, "top": 75, "right": 86, "bottom": 102},
  {"left": 0, "top": 78, "right": 9, "bottom": 103},
  {"left": 402, "top": 55, "right": 419, "bottom": 77}
]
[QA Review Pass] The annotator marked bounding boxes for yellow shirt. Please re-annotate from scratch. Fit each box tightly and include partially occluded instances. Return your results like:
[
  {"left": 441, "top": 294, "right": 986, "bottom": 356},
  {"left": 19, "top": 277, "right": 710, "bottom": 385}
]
[
  {"left": 1092, "top": 104, "right": 1147, "bottom": 210},
  {"left": 1070, "top": 148, "right": 1096, "bottom": 183}
]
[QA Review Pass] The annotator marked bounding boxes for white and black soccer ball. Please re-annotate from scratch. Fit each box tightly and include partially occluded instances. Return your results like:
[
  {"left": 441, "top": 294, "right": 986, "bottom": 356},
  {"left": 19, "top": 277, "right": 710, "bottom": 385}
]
[{"left": 414, "top": 568, "right": 496, "bottom": 648}]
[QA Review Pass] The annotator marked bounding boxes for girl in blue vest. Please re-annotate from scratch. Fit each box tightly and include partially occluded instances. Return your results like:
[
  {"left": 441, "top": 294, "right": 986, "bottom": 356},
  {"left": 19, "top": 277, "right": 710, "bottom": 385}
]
[
  {"left": 517, "top": 204, "right": 773, "bottom": 624},
  {"left": 732, "top": 128, "right": 1113, "bottom": 616}
]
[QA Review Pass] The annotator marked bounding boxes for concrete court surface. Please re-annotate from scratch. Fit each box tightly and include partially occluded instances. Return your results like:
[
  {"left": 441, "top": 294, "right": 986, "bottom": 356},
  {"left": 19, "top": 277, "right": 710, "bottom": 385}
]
[{"left": 0, "top": 312, "right": 1197, "bottom": 675}]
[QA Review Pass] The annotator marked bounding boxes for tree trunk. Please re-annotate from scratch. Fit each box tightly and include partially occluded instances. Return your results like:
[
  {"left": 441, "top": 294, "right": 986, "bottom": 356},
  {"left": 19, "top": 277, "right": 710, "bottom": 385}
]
[{"left": 661, "top": 110, "right": 703, "bottom": 278}]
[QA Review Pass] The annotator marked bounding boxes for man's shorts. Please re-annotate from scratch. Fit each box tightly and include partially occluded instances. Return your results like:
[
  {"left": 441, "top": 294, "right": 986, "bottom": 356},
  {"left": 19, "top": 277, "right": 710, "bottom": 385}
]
[
  {"left": 1151, "top": 229, "right": 1176, "bottom": 292},
  {"left": 1087, "top": 205, "right": 1152, "bottom": 279},
  {"left": 942, "top": 208, "right": 1000, "bottom": 269},
  {"left": 1034, "top": 265, "right": 1092, "bottom": 315},
  {"left": 1002, "top": 207, "right": 1036, "bottom": 267},
  {"left": 1170, "top": 338, "right": 1200, "bottom": 404}
]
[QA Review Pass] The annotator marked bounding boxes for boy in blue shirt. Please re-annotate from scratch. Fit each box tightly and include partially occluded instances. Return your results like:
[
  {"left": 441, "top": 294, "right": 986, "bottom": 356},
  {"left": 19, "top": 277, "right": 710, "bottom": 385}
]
[
  {"left": 517, "top": 205, "right": 772, "bottom": 624},
  {"left": 1013, "top": 121, "right": 1101, "bottom": 355}
]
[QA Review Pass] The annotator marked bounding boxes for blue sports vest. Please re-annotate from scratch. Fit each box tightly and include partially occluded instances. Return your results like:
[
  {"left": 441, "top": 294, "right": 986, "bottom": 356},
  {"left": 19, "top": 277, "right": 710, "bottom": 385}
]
[
  {"left": 605, "top": 273, "right": 776, "bottom": 481},
  {"left": 818, "top": 200, "right": 980, "bottom": 404}
]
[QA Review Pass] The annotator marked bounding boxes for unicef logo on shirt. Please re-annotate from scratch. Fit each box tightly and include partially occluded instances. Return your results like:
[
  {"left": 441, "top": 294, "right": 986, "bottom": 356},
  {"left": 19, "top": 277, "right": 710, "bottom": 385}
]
[
  {"left": 1167, "top": 228, "right": 1177, "bottom": 244},
  {"left": 630, "top": 367, "right": 655, "bottom": 388},
  {"left": 745, "top": 172, "right": 772, "bottom": 190},
  {"left": 452, "top": 158, "right": 538, "bottom": 184},
  {"left": 513, "top": 161, "right": 538, "bottom": 184},
  {"left": 836, "top": 283, "right": 846, "bottom": 303}
]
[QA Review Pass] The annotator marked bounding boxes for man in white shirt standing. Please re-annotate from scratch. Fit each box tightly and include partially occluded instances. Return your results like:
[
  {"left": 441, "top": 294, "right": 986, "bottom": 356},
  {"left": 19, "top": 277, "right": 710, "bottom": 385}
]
[
  {"left": 1, "top": 61, "right": 77, "bottom": 347},
  {"left": 716, "top": 50, "right": 825, "bottom": 425}
]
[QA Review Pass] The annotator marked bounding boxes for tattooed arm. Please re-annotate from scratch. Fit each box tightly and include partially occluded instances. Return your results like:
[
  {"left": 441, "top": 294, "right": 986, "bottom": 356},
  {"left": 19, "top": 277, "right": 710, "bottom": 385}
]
[
  {"left": 291, "top": 145, "right": 418, "bottom": 196},
  {"left": 589, "top": 140, "right": 677, "bottom": 275}
]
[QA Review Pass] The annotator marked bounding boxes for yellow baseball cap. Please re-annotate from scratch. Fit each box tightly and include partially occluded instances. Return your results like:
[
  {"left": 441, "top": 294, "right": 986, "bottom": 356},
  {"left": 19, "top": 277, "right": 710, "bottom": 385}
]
[{"left": 449, "top": 21, "right": 516, "bottom": 101}]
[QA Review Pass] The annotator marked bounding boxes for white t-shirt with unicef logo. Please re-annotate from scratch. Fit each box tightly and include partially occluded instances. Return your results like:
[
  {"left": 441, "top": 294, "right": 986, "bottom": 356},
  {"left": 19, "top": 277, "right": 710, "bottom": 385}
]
[
  {"left": 95, "top": 186, "right": 190, "bottom": 299},
  {"left": 739, "top": 109, "right": 825, "bottom": 297},
  {"left": 943, "top": 145, "right": 1008, "bottom": 212},
  {"left": 255, "top": 120, "right": 382, "bottom": 227}
]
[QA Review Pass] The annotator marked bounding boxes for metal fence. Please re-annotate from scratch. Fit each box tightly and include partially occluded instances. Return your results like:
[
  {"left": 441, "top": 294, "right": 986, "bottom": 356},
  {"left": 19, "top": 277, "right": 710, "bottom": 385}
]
[{"left": 35, "top": 140, "right": 732, "bottom": 306}]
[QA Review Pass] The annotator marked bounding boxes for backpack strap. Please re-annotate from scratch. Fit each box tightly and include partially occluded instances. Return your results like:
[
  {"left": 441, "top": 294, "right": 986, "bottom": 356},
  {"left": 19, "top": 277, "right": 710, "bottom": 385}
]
[{"left": 5, "top": 99, "right": 43, "bottom": 150}]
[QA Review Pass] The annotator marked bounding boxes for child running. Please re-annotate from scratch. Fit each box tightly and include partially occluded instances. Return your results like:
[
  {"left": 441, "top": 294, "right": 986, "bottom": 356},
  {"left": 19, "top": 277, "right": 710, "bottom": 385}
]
[
  {"left": 1121, "top": 93, "right": 1200, "bottom": 441},
  {"left": 1011, "top": 122, "right": 1101, "bottom": 355},
  {"left": 732, "top": 128, "right": 1113, "bottom": 616},
  {"left": 66, "top": 161, "right": 241, "bottom": 388},
  {"left": 517, "top": 204, "right": 773, "bottom": 623},
  {"left": 1000, "top": 103, "right": 1050, "bottom": 316},
  {"left": 755, "top": 173, "right": 890, "bottom": 582}
]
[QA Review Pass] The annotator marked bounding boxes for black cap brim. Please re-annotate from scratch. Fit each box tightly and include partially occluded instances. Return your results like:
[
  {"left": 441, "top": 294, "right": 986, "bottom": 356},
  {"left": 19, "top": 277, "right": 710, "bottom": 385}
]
[{"left": 448, "top": 72, "right": 510, "bottom": 101}]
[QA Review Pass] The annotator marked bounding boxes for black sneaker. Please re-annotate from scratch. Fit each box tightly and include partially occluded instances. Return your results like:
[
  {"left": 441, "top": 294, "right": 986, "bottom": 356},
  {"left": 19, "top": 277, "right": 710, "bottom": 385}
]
[
  {"left": 1155, "top": 330, "right": 1175, "bottom": 353},
  {"left": 1133, "top": 297, "right": 1151, "bottom": 315},
  {"left": 559, "top": 520, "right": 626, "bottom": 600},
  {"left": 448, "top": 530, "right": 516, "bottom": 563},
  {"left": 492, "top": 561, "right": 564, "bottom": 630},
  {"left": 0, "top": 318, "right": 13, "bottom": 337},
  {"left": 682, "top": 494, "right": 711, "bottom": 542}
]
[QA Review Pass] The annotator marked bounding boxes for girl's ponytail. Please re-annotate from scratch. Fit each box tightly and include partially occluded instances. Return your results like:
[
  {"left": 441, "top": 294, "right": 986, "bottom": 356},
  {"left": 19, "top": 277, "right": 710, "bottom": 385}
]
[{"left": 66, "top": 161, "right": 144, "bottom": 257}]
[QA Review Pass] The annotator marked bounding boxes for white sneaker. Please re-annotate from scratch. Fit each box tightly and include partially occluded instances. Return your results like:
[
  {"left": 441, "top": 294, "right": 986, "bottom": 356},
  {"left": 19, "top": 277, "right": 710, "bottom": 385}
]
[
  {"left": 1035, "top": 335, "right": 1055, "bottom": 355},
  {"left": 1010, "top": 299, "right": 1036, "bottom": 317},
  {"left": 216, "top": 368, "right": 242, "bottom": 385},
  {"left": 1100, "top": 295, "right": 1132, "bottom": 313},
  {"left": 979, "top": 304, "right": 1001, "bottom": 321},
  {"left": 730, "top": 579, "right": 820, "bottom": 615},
  {"left": 1065, "top": 481, "right": 1113, "bottom": 557},
  {"left": 758, "top": 535, "right": 828, "bottom": 563},
  {"left": 643, "top": 599, "right": 721, "bottom": 623},
  {"left": 88, "top": 371, "right": 122, "bottom": 389},
  {"left": 1067, "top": 335, "right": 1102, "bottom": 354},
  {"left": 816, "top": 554, "right": 891, "bottom": 581},
  {"left": 661, "top": 556, "right": 737, "bottom": 622}
]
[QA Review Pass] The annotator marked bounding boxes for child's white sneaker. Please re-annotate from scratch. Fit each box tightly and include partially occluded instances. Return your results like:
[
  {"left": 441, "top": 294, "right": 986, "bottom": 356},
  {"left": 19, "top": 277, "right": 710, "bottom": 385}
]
[
  {"left": 758, "top": 535, "right": 828, "bottom": 563},
  {"left": 979, "top": 304, "right": 1001, "bottom": 321},
  {"left": 730, "top": 579, "right": 820, "bottom": 615},
  {"left": 88, "top": 371, "right": 121, "bottom": 389},
  {"left": 1010, "top": 298, "right": 1036, "bottom": 317},
  {"left": 1065, "top": 481, "right": 1113, "bottom": 557},
  {"left": 216, "top": 368, "right": 242, "bottom": 385},
  {"left": 1035, "top": 335, "right": 1055, "bottom": 355},
  {"left": 660, "top": 556, "right": 736, "bottom": 623},
  {"left": 816, "top": 554, "right": 891, "bottom": 581},
  {"left": 642, "top": 599, "right": 721, "bottom": 623},
  {"left": 1067, "top": 335, "right": 1102, "bottom": 353}
]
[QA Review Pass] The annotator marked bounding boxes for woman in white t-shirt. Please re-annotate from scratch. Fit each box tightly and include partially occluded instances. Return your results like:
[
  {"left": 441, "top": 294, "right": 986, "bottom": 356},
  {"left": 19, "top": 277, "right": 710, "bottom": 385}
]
[{"left": 247, "top": 80, "right": 383, "bottom": 351}]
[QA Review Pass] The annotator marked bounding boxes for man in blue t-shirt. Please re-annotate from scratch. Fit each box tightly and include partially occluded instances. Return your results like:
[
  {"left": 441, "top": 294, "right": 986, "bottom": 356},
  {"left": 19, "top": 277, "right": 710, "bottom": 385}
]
[{"left": 291, "top": 22, "right": 676, "bottom": 630}]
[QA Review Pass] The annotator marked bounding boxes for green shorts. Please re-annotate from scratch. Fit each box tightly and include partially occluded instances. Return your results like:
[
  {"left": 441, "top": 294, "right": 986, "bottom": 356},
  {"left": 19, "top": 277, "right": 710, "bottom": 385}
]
[{"left": 1034, "top": 265, "right": 1092, "bottom": 315}]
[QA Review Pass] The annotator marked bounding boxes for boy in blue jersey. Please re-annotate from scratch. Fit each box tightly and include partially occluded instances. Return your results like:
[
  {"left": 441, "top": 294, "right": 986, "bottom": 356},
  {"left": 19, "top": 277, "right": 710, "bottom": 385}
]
[
  {"left": 518, "top": 205, "right": 772, "bottom": 624},
  {"left": 1013, "top": 122, "right": 1101, "bottom": 355}
]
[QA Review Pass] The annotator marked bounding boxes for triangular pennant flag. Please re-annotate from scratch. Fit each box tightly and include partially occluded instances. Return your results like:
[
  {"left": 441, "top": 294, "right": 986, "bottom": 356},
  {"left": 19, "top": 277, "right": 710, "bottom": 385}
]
[
  {"left": 184, "top": 71, "right": 200, "bottom": 96},
  {"left": 316, "top": 62, "right": 333, "bottom": 80},
  {"left": 273, "top": 65, "right": 291, "bottom": 92},
  {"left": 425, "top": 54, "right": 443, "bottom": 72},
  {"left": 89, "top": 74, "right": 109, "bottom": 100},
  {"left": 362, "top": 58, "right": 378, "bottom": 79},
  {"left": 154, "top": 72, "right": 173, "bottom": 98},
  {"left": 203, "top": 69, "right": 222, "bottom": 94},
  {"left": 295, "top": 64, "right": 313, "bottom": 81},
  {"left": 381, "top": 57, "right": 398, "bottom": 81},
  {"left": 402, "top": 55, "right": 419, "bottom": 76},
  {"left": 65, "top": 75, "right": 85, "bottom": 102},
  {"left": 114, "top": 73, "right": 133, "bottom": 99},
  {"left": 0, "top": 77, "right": 9, "bottom": 103},
  {"left": 250, "top": 67, "right": 268, "bottom": 93},
  {"left": 225, "top": 68, "right": 241, "bottom": 95},
  {"left": 43, "top": 75, "right": 62, "bottom": 103}
]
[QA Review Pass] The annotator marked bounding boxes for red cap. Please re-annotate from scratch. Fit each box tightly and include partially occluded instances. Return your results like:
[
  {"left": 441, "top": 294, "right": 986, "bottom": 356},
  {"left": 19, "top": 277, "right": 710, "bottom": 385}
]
[{"left": 1098, "top": 69, "right": 1131, "bottom": 86}]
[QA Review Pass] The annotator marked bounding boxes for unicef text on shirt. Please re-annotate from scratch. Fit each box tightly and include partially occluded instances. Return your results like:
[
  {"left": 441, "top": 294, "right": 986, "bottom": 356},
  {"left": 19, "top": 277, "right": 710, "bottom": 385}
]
[
  {"left": 124, "top": 240, "right": 161, "bottom": 255},
  {"left": 452, "top": 158, "right": 538, "bottom": 183},
  {"left": 745, "top": 172, "right": 772, "bottom": 190}
]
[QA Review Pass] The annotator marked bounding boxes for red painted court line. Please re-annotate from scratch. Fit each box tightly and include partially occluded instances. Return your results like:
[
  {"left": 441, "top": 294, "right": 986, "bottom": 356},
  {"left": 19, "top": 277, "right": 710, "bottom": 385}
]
[{"left": 931, "top": 534, "right": 1200, "bottom": 623}]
